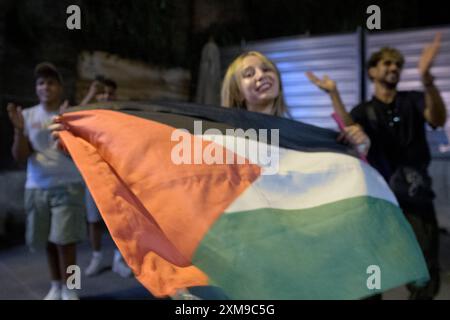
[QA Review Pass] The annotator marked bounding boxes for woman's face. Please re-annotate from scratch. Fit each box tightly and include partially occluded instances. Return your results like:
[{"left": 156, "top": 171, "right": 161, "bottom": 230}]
[{"left": 238, "top": 55, "right": 280, "bottom": 109}]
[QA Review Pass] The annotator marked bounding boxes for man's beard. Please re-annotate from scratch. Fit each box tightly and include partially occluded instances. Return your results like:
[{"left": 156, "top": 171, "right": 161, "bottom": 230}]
[
  {"left": 382, "top": 73, "right": 399, "bottom": 89},
  {"left": 383, "top": 80, "right": 398, "bottom": 90}
]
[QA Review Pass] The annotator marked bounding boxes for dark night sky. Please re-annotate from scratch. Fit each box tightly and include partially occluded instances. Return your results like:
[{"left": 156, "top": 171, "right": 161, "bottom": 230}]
[
  {"left": 236, "top": 0, "right": 449, "bottom": 40},
  {"left": 4, "top": 0, "right": 450, "bottom": 67}
]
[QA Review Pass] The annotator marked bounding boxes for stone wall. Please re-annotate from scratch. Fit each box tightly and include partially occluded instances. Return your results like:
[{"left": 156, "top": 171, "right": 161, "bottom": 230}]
[{"left": 76, "top": 51, "right": 191, "bottom": 103}]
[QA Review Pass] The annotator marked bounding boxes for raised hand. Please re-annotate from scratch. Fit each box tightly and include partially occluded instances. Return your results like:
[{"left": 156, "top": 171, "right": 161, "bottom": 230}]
[
  {"left": 81, "top": 80, "right": 102, "bottom": 105},
  {"left": 88, "top": 80, "right": 101, "bottom": 96},
  {"left": 306, "top": 71, "right": 337, "bottom": 93},
  {"left": 418, "top": 32, "right": 442, "bottom": 77},
  {"left": 7, "top": 103, "right": 25, "bottom": 132},
  {"left": 49, "top": 115, "right": 68, "bottom": 153}
]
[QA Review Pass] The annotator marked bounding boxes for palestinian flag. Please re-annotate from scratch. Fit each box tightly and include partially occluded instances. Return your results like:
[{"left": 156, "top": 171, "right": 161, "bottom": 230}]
[{"left": 59, "top": 101, "right": 429, "bottom": 299}]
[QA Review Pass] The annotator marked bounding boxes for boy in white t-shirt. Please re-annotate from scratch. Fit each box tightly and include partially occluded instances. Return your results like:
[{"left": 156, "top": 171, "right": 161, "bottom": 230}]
[{"left": 7, "top": 63, "right": 86, "bottom": 300}]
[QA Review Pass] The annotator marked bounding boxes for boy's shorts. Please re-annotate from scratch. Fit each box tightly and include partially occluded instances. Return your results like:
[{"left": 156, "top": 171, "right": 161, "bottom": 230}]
[
  {"left": 25, "top": 183, "right": 86, "bottom": 250},
  {"left": 85, "top": 187, "right": 102, "bottom": 223}
]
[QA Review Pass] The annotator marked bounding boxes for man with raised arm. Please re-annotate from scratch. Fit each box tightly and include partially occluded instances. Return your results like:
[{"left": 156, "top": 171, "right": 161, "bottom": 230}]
[{"left": 308, "top": 33, "right": 447, "bottom": 300}]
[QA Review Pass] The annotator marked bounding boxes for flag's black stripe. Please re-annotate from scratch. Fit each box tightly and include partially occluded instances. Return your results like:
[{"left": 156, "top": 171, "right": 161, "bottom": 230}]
[{"left": 68, "top": 101, "right": 356, "bottom": 156}]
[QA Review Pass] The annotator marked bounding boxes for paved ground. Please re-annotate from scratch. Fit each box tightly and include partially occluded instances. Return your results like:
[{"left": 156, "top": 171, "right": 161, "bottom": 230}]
[
  {"left": 1, "top": 227, "right": 449, "bottom": 300},
  {"left": 0, "top": 233, "right": 157, "bottom": 300}
]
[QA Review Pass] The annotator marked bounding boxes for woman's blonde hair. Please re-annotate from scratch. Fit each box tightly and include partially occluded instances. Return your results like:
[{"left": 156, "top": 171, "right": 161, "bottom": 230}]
[{"left": 221, "top": 51, "right": 288, "bottom": 117}]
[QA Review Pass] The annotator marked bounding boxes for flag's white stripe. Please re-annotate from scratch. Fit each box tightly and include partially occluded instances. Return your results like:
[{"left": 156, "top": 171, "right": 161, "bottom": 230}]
[{"left": 198, "top": 134, "right": 398, "bottom": 212}]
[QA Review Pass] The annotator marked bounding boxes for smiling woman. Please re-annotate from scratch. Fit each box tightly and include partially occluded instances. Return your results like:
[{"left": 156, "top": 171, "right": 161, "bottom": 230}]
[
  {"left": 221, "top": 51, "right": 289, "bottom": 117},
  {"left": 221, "top": 51, "right": 371, "bottom": 154}
]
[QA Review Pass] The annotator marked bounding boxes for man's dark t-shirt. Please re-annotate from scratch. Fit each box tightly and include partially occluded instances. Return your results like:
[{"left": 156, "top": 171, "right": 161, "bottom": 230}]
[{"left": 350, "top": 91, "right": 431, "bottom": 182}]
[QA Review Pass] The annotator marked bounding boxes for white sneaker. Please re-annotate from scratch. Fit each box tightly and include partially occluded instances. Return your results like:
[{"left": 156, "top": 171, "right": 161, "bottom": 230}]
[
  {"left": 112, "top": 251, "right": 133, "bottom": 278},
  {"left": 85, "top": 252, "right": 104, "bottom": 277},
  {"left": 171, "top": 288, "right": 202, "bottom": 300},
  {"left": 43, "top": 285, "right": 61, "bottom": 300},
  {"left": 61, "top": 287, "right": 80, "bottom": 300}
]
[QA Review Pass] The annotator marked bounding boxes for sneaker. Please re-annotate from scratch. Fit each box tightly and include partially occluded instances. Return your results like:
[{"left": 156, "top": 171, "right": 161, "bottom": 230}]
[
  {"left": 85, "top": 252, "right": 104, "bottom": 277},
  {"left": 61, "top": 287, "right": 80, "bottom": 300},
  {"left": 171, "top": 288, "right": 202, "bottom": 300},
  {"left": 112, "top": 251, "right": 133, "bottom": 278},
  {"left": 43, "top": 285, "right": 61, "bottom": 300}
]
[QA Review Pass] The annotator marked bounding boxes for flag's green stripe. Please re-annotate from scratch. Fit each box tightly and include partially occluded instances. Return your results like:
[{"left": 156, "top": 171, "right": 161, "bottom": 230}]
[{"left": 192, "top": 196, "right": 429, "bottom": 299}]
